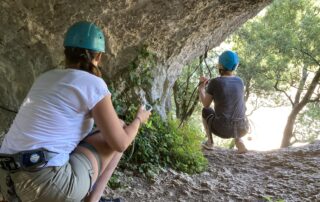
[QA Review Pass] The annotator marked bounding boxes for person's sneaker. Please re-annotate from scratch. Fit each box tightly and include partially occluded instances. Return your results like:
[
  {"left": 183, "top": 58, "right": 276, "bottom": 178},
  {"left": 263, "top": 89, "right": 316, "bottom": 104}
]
[
  {"left": 99, "top": 197, "right": 124, "bottom": 202},
  {"left": 202, "top": 141, "right": 214, "bottom": 150}
]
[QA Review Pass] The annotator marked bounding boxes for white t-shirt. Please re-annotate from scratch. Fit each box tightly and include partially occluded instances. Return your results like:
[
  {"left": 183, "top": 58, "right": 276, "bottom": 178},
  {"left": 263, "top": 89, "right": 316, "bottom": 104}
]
[{"left": 0, "top": 69, "right": 110, "bottom": 166}]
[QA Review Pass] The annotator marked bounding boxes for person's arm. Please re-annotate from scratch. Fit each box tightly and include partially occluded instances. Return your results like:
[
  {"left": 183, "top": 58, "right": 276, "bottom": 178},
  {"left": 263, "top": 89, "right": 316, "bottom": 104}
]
[
  {"left": 199, "top": 76, "right": 213, "bottom": 108},
  {"left": 92, "top": 95, "right": 151, "bottom": 152}
]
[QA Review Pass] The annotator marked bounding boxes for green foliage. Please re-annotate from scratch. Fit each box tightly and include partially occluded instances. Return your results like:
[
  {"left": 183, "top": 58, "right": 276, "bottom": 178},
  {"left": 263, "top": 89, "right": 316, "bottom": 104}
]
[
  {"left": 294, "top": 103, "right": 320, "bottom": 142},
  {"left": 108, "top": 45, "right": 157, "bottom": 113},
  {"left": 110, "top": 46, "right": 208, "bottom": 177},
  {"left": 108, "top": 171, "right": 126, "bottom": 190},
  {"left": 173, "top": 58, "right": 202, "bottom": 120},
  {"left": 233, "top": 0, "right": 320, "bottom": 96},
  {"left": 127, "top": 45, "right": 156, "bottom": 89},
  {"left": 165, "top": 116, "right": 208, "bottom": 173},
  {"left": 118, "top": 112, "right": 208, "bottom": 177},
  {"left": 173, "top": 53, "right": 218, "bottom": 122},
  {"left": 110, "top": 95, "right": 208, "bottom": 178},
  {"left": 232, "top": 0, "right": 320, "bottom": 145}
]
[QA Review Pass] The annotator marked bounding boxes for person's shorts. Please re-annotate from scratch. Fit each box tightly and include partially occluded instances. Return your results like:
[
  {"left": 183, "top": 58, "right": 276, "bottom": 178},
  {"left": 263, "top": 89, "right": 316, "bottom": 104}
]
[
  {"left": 0, "top": 152, "right": 94, "bottom": 202},
  {"left": 202, "top": 107, "right": 249, "bottom": 139},
  {"left": 202, "top": 107, "right": 216, "bottom": 122}
]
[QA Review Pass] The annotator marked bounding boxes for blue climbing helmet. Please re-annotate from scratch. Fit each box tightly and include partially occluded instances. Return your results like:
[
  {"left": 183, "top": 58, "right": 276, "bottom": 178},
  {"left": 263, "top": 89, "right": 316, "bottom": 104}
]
[
  {"left": 218, "top": 50, "right": 239, "bottom": 71},
  {"left": 63, "top": 21, "right": 105, "bottom": 52}
]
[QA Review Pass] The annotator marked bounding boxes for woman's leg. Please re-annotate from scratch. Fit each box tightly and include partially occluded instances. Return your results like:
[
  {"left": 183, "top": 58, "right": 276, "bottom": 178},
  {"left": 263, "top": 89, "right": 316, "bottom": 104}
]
[
  {"left": 85, "top": 152, "right": 123, "bottom": 202},
  {"left": 74, "top": 131, "right": 124, "bottom": 202}
]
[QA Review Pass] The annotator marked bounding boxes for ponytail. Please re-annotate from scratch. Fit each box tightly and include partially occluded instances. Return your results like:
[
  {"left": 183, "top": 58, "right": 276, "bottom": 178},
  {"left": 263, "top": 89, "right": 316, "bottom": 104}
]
[{"left": 64, "top": 47, "right": 102, "bottom": 77}]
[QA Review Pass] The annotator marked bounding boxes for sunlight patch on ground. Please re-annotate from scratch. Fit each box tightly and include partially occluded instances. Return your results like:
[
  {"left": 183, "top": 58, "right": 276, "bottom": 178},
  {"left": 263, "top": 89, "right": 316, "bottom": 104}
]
[{"left": 244, "top": 106, "right": 291, "bottom": 151}]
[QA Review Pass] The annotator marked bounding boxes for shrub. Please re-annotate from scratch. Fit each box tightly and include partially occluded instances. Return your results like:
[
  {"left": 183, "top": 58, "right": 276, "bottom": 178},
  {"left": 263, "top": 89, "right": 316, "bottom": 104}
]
[
  {"left": 119, "top": 113, "right": 208, "bottom": 176},
  {"left": 164, "top": 116, "right": 208, "bottom": 173}
]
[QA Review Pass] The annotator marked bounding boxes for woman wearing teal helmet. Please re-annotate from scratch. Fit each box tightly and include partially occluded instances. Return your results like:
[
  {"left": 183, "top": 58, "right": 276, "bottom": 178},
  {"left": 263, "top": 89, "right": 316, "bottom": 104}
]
[
  {"left": 0, "top": 21, "right": 151, "bottom": 202},
  {"left": 198, "top": 50, "right": 249, "bottom": 153}
]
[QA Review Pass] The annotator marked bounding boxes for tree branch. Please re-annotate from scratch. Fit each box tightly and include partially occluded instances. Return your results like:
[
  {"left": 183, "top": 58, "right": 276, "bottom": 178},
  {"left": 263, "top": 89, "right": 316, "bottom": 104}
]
[
  {"left": 244, "top": 77, "right": 252, "bottom": 102},
  {"left": 180, "top": 59, "right": 201, "bottom": 88},
  {"left": 246, "top": 96, "right": 259, "bottom": 116},
  {"left": 295, "top": 48, "right": 320, "bottom": 66},
  {"left": 203, "top": 45, "right": 212, "bottom": 78},
  {"left": 185, "top": 91, "right": 200, "bottom": 118},
  {"left": 309, "top": 94, "right": 320, "bottom": 102},
  {"left": 178, "top": 83, "right": 200, "bottom": 128},
  {"left": 300, "top": 67, "right": 320, "bottom": 107},
  {"left": 294, "top": 66, "right": 308, "bottom": 105},
  {"left": 274, "top": 79, "right": 294, "bottom": 106},
  {"left": 203, "top": 59, "right": 212, "bottom": 78},
  {"left": 180, "top": 46, "right": 209, "bottom": 88}
]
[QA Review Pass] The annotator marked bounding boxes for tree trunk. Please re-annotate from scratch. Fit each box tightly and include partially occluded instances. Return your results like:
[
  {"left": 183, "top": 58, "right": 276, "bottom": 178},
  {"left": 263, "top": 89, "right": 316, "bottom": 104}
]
[
  {"left": 281, "top": 107, "right": 300, "bottom": 148},
  {"left": 280, "top": 64, "right": 320, "bottom": 148},
  {"left": 244, "top": 77, "right": 251, "bottom": 102}
]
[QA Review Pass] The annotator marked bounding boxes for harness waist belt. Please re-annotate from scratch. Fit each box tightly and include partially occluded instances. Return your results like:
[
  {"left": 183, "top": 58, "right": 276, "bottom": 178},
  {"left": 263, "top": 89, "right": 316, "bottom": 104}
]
[{"left": 0, "top": 148, "right": 57, "bottom": 172}]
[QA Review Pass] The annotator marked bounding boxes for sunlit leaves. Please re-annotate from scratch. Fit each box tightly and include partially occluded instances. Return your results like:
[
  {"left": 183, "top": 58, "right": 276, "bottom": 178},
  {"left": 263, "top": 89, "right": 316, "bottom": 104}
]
[{"left": 232, "top": 0, "right": 320, "bottom": 145}]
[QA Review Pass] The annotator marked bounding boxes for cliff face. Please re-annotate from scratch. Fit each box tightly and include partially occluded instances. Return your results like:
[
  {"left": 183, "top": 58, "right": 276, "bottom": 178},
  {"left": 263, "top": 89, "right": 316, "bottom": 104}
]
[{"left": 0, "top": 0, "right": 271, "bottom": 133}]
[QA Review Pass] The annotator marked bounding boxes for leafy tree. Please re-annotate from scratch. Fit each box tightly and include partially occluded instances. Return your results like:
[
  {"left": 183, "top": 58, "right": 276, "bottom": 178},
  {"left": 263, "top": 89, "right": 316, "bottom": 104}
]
[
  {"left": 232, "top": 0, "right": 320, "bottom": 147},
  {"left": 232, "top": 29, "right": 282, "bottom": 116},
  {"left": 173, "top": 58, "right": 203, "bottom": 121},
  {"left": 294, "top": 102, "right": 320, "bottom": 144},
  {"left": 173, "top": 51, "right": 217, "bottom": 125}
]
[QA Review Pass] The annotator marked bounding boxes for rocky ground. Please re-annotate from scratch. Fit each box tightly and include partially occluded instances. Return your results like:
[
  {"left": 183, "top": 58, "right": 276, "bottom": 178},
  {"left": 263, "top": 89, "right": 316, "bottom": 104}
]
[{"left": 105, "top": 141, "right": 320, "bottom": 202}]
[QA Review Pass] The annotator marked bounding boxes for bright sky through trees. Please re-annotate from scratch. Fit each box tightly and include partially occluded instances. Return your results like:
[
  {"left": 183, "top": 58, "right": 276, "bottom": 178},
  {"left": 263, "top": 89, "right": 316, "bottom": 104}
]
[{"left": 245, "top": 106, "right": 291, "bottom": 151}]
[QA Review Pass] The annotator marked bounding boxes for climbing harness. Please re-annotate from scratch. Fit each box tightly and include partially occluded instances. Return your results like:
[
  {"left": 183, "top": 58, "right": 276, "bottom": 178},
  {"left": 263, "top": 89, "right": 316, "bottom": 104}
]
[
  {"left": 0, "top": 148, "right": 57, "bottom": 201},
  {"left": 0, "top": 148, "right": 56, "bottom": 172}
]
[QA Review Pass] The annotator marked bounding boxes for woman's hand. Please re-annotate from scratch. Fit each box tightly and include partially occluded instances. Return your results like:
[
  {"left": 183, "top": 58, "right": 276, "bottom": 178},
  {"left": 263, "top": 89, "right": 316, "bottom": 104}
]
[
  {"left": 92, "top": 96, "right": 151, "bottom": 152},
  {"left": 119, "top": 119, "right": 127, "bottom": 128},
  {"left": 135, "top": 105, "right": 151, "bottom": 124}
]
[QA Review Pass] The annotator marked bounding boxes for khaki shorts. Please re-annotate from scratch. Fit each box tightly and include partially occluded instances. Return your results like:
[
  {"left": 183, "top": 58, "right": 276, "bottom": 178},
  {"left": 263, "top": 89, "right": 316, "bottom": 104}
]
[{"left": 0, "top": 152, "right": 93, "bottom": 202}]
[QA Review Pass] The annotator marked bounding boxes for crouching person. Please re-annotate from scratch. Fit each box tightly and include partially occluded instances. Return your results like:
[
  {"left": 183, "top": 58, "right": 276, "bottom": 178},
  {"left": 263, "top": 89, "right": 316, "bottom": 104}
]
[
  {"left": 0, "top": 21, "right": 151, "bottom": 202},
  {"left": 198, "top": 50, "right": 249, "bottom": 153}
]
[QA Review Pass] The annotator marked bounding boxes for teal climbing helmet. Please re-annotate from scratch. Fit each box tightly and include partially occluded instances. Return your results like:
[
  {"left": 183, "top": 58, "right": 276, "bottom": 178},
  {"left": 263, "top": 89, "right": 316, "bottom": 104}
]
[
  {"left": 63, "top": 21, "right": 105, "bottom": 52},
  {"left": 218, "top": 50, "right": 239, "bottom": 71}
]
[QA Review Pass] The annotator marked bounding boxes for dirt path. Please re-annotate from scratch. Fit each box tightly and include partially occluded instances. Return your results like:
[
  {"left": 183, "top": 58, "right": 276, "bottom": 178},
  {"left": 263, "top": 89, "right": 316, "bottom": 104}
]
[{"left": 106, "top": 141, "right": 320, "bottom": 202}]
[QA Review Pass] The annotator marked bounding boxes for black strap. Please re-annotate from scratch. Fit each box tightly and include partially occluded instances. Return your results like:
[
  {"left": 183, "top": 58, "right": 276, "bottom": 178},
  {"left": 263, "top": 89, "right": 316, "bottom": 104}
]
[
  {"left": 0, "top": 149, "right": 57, "bottom": 172},
  {"left": 0, "top": 155, "right": 20, "bottom": 172},
  {"left": 5, "top": 174, "right": 21, "bottom": 202}
]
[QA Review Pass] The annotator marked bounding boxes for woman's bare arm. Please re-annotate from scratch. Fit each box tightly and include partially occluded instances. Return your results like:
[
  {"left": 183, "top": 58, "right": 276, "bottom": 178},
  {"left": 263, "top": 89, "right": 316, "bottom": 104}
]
[{"left": 92, "top": 95, "right": 150, "bottom": 152}]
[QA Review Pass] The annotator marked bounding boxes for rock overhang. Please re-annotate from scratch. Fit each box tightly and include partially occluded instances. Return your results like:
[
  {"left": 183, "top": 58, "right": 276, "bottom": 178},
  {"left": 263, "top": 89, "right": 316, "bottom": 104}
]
[{"left": 0, "top": 0, "right": 272, "bottom": 132}]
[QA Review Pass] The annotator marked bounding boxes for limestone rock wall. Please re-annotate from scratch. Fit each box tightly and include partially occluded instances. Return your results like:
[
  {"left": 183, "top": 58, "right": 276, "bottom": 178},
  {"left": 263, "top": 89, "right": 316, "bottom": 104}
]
[{"left": 0, "top": 0, "right": 271, "bottom": 133}]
